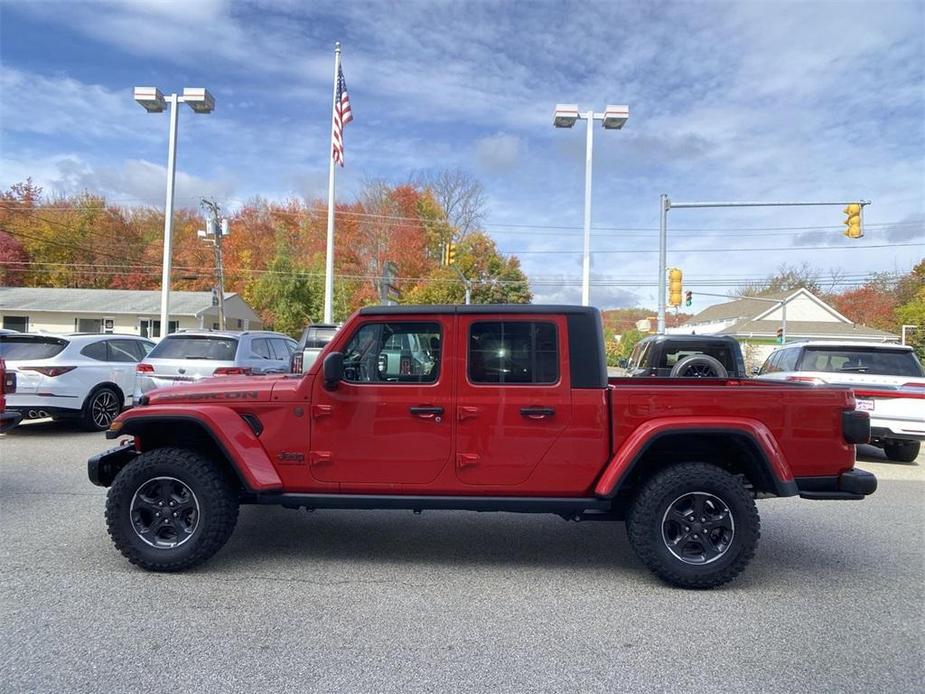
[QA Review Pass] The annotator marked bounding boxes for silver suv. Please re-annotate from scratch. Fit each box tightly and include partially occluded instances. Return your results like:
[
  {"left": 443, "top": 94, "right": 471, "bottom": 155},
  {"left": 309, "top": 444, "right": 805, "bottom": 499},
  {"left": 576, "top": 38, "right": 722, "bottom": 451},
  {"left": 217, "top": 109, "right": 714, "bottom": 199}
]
[{"left": 136, "top": 330, "right": 297, "bottom": 397}]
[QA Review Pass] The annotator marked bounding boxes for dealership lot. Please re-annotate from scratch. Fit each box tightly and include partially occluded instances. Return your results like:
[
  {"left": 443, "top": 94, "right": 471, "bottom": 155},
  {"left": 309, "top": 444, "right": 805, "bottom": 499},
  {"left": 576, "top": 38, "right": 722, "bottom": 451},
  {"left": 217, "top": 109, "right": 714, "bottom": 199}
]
[{"left": 1, "top": 422, "right": 923, "bottom": 693}]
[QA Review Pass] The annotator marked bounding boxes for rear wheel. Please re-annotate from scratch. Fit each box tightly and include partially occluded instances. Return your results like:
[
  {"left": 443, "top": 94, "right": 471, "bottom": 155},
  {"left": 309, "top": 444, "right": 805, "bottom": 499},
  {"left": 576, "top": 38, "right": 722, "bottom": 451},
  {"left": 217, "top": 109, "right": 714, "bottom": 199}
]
[
  {"left": 105, "top": 447, "right": 239, "bottom": 571},
  {"left": 82, "top": 387, "right": 122, "bottom": 431},
  {"left": 627, "top": 462, "right": 760, "bottom": 589},
  {"left": 883, "top": 440, "right": 920, "bottom": 463}
]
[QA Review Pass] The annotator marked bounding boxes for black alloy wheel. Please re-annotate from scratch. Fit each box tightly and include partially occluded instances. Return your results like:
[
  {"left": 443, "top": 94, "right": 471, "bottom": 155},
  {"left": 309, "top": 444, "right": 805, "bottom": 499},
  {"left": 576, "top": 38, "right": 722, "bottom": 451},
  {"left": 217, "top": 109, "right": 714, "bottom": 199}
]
[
  {"left": 130, "top": 477, "right": 200, "bottom": 548},
  {"left": 679, "top": 362, "right": 720, "bottom": 378},
  {"left": 661, "top": 492, "right": 734, "bottom": 564},
  {"left": 84, "top": 387, "right": 121, "bottom": 431}
]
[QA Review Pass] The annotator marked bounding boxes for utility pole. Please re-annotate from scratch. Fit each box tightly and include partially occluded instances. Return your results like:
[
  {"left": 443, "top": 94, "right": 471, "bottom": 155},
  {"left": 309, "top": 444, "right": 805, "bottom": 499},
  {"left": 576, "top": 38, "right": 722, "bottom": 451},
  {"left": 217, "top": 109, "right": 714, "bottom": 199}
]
[{"left": 200, "top": 199, "right": 227, "bottom": 330}]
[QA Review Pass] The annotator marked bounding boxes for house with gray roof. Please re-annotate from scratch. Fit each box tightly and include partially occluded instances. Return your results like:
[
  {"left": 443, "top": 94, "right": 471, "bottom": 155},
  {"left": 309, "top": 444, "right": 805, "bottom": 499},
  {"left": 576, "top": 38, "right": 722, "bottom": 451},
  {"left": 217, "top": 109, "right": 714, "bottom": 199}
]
[
  {"left": 0, "top": 287, "right": 262, "bottom": 337},
  {"left": 668, "top": 288, "right": 898, "bottom": 368}
]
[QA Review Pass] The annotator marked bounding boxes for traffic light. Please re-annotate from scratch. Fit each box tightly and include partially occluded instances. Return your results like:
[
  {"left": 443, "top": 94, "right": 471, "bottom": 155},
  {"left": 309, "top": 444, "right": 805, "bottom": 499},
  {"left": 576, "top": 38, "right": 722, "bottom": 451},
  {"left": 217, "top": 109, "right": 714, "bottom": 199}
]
[
  {"left": 843, "top": 203, "right": 863, "bottom": 239},
  {"left": 668, "top": 268, "right": 683, "bottom": 307},
  {"left": 685, "top": 290, "right": 693, "bottom": 307},
  {"left": 776, "top": 327, "right": 784, "bottom": 344},
  {"left": 443, "top": 242, "right": 457, "bottom": 266}
]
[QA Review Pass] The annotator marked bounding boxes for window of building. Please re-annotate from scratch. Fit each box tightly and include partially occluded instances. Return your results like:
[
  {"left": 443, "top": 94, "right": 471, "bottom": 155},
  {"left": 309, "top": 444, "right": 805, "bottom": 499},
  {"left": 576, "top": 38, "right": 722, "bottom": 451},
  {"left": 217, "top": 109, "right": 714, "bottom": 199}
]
[
  {"left": 139, "top": 319, "right": 180, "bottom": 338},
  {"left": 468, "top": 321, "right": 558, "bottom": 385},
  {"left": 2, "top": 316, "right": 28, "bottom": 332},
  {"left": 75, "top": 318, "right": 102, "bottom": 333},
  {"left": 342, "top": 322, "right": 441, "bottom": 384}
]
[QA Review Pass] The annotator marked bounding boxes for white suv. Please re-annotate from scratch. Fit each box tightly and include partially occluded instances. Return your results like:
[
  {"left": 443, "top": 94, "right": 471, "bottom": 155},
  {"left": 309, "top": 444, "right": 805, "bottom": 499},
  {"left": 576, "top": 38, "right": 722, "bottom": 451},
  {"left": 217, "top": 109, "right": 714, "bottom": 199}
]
[
  {"left": 0, "top": 333, "right": 154, "bottom": 431},
  {"left": 756, "top": 341, "right": 925, "bottom": 462}
]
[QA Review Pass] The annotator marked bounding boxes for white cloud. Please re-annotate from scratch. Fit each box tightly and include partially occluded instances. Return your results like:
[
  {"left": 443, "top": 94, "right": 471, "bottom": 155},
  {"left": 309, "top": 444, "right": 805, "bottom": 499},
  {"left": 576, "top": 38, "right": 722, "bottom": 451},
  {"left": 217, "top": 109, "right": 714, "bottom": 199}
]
[{"left": 476, "top": 134, "right": 522, "bottom": 173}]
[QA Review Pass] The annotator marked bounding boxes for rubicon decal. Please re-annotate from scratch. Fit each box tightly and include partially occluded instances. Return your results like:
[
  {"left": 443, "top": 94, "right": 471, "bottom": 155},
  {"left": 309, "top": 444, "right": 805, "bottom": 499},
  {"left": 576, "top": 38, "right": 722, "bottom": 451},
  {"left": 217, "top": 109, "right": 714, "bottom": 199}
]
[{"left": 153, "top": 391, "right": 260, "bottom": 402}]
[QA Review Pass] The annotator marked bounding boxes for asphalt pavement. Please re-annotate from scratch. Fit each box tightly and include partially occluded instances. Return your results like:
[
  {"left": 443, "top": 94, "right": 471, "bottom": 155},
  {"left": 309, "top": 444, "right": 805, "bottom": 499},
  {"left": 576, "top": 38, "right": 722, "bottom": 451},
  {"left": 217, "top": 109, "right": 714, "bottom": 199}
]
[{"left": 1, "top": 421, "right": 923, "bottom": 693}]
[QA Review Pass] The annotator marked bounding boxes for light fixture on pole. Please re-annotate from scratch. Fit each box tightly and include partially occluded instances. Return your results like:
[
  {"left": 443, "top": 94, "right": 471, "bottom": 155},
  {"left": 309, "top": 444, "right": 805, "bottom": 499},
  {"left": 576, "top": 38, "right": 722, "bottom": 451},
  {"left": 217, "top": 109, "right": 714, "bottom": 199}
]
[
  {"left": 133, "top": 86, "right": 215, "bottom": 338},
  {"left": 553, "top": 103, "right": 629, "bottom": 307}
]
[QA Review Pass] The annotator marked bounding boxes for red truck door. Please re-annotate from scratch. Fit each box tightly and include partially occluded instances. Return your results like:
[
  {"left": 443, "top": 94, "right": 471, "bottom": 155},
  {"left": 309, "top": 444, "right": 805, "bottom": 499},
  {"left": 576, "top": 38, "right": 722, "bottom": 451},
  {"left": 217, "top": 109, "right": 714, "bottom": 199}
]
[
  {"left": 455, "top": 315, "right": 571, "bottom": 486},
  {"left": 309, "top": 317, "right": 454, "bottom": 486}
]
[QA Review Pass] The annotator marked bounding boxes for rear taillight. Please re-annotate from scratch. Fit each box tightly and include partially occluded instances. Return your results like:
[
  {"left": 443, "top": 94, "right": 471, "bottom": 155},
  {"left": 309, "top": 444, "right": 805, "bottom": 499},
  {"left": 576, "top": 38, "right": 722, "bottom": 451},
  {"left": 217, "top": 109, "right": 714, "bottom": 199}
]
[
  {"left": 786, "top": 376, "right": 825, "bottom": 384},
  {"left": 2, "top": 371, "right": 15, "bottom": 394},
  {"left": 213, "top": 367, "right": 250, "bottom": 376},
  {"left": 136, "top": 363, "right": 154, "bottom": 373},
  {"left": 21, "top": 366, "right": 76, "bottom": 377},
  {"left": 291, "top": 353, "right": 303, "bottom": 374}
]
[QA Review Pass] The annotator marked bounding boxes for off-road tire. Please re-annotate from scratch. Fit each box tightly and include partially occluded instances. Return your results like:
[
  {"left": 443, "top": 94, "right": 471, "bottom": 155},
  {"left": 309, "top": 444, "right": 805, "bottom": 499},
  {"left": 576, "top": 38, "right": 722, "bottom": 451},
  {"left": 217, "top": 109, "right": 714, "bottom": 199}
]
[
  {"left": 883, "top": 440, "right": 920, "bottom": 463},
  {"left": 627, "top": 462, "right": 760, "bottom": 589},
  {"left": 81, "top": 386, "right": 122, "bottom": 432},
  {"left": 105, "top": 447, "right": 239, "bottom": 571}
]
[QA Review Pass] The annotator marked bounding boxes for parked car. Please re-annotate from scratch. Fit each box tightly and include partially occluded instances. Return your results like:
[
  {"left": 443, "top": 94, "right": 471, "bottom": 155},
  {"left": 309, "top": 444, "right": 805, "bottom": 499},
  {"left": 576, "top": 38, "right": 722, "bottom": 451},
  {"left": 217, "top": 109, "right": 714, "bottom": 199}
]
[
  {"left": 1, "top": 357, "right": 22, "bottom": 433},
  {"left": 0, "top": 333, "right": 154, "bottom": 431},
  {"left": 623, "top": 334, "right": 747, "bottom": 378},
  {"left": 136, "top": 330, "right": 298, "bottom": 398},
  {"left": 89, "top": 305, "right": 875, "bottom": 588},
  {"left": 290, "top": 323, "right": 339, "bottom": 373},
  {"left": 755, "top": 341, "right": 925, "bottom": 462}
]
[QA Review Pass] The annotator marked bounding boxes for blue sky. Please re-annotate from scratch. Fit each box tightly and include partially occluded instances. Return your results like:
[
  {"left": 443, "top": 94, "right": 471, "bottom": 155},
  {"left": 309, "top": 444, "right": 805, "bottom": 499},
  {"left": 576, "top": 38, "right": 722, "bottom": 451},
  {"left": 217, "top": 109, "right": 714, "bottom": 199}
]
[{"left": 1, "top": 0, "right": 923, "bottom": 308}]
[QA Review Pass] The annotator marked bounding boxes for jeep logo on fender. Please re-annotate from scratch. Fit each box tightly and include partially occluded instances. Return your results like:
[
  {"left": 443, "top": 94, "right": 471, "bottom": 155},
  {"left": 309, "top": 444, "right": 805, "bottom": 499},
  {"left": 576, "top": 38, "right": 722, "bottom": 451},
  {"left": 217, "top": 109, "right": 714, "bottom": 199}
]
[{"left": 154, "top": 391, "right": 260, "bottom": 403}]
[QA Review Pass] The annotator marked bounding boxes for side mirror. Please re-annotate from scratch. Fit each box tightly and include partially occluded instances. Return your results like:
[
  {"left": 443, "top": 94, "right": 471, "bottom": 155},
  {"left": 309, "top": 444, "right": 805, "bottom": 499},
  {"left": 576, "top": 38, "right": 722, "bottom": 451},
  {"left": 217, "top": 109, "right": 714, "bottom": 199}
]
[
  {"left": 322, "top": 352, "right": 344, "bottom": 389},
  {"left": 618, "top": 358, "right": 629, "bottom": 369},
  {"left": 751, "top": 366, "right": 760, "bottom": 376}
]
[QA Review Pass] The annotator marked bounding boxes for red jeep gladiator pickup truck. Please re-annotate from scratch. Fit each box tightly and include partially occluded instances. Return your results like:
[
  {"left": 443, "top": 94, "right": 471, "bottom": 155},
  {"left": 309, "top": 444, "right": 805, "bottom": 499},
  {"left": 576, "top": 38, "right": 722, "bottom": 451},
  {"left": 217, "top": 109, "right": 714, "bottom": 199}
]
[{"left": 89, "top": 305, "right": 875, "bottom": 588}]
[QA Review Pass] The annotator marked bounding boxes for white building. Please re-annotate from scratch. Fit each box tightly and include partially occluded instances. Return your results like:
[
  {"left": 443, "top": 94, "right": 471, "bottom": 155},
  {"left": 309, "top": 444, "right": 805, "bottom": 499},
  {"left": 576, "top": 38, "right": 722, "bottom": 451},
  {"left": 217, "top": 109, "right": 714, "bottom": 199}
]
[{"left": 0, "top": 287, "right": 263, "bottom": 337}]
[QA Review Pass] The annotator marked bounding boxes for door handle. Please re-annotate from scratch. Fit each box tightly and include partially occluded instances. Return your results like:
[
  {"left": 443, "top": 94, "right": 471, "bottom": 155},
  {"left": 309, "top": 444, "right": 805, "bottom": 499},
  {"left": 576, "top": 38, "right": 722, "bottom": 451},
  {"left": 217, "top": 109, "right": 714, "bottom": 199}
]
[
  {"left": 458, "top": 406, "right": 480, "bottom": 421},
  {"left": 457, "top": 453, "right": 479, "bottom": 469},
  {"left": 410, "top": 406, "right": 444, "bottom": 419},
  {"left": 312, "top": 404, "right": 333, "bottom": 419},
  {"left": 520, "top": 406, "right": 555, "bottom": 419}
]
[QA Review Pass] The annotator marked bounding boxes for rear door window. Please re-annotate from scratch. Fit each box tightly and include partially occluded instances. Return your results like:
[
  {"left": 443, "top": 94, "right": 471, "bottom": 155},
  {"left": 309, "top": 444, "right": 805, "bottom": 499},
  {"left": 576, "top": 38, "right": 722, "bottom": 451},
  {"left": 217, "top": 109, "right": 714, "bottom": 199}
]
[
  {"left": 468, "top": 321, "right": 558, "bottom": 384},
  {"left": 0, "top": 336, "right": 69, "bottom": 360},
  {"left": 147, "top": 336, "right": 239, "bottom": 361},
  {"left": 659, "top": 341, "right": 733, "bottom": 370},
  {"left": 270, "top": 338, "right": 295, "bottom": 359},
  {"left": 80, "top": 341, "right": 109, "bottom": 361},
  {"left": 777, "top": 348, "right": 800, "bottom": 372},
  {"left": 250, "top": 338, "right": 273, "bottom": 360}
]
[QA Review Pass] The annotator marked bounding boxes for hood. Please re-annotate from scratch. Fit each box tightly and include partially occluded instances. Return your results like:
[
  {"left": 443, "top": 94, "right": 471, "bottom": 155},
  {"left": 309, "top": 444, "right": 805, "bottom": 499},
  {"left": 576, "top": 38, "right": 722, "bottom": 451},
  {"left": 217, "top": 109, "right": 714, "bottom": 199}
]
[{"left": 142, "top": 374, "right": 287, "bottom": 406}]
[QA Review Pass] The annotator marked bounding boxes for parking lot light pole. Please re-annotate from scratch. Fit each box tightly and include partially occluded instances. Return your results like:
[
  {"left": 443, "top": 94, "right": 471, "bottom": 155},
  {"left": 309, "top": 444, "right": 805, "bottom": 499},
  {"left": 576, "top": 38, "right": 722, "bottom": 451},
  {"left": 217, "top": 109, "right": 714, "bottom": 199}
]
[
  {"left": 133, "top": 86, "right": 215, "bottom": 338},
  {"left": 554, "top": 104, "right": 629, "bottom": 306}
]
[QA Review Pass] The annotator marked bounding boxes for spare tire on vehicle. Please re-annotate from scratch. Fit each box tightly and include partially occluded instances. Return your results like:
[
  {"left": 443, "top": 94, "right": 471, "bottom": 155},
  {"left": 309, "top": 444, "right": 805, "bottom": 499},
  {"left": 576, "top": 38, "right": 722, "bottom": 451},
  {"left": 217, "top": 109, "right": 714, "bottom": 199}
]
[{"left": 670, "top": 354, "right": 728, "bottom": 378}]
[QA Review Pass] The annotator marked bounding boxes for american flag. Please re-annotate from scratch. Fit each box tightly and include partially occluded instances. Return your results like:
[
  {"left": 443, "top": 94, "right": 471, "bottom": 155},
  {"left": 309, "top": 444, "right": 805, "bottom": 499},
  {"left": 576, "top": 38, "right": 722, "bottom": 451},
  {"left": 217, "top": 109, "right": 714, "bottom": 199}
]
[{"left": 332, "top": 64, "right": 353, "bottom": 166}]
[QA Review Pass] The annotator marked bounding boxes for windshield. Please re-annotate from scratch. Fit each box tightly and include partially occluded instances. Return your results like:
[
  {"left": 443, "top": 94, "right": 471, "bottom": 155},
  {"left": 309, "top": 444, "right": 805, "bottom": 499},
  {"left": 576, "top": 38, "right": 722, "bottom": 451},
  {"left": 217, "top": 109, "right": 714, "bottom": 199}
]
[
  {"left": 147, "top": 336, "right": 239, "bottom": 361},
  {"left": 799, "top": 347, "right": 924, "bottom": 377},
  {"left": 0, "top": 336, "right": 69, "bottom": 360}
]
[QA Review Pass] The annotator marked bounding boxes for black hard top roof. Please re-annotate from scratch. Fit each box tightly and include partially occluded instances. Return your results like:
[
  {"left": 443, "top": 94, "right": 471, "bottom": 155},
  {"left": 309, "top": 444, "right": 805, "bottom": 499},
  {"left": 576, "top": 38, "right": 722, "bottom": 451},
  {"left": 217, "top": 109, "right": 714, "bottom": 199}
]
[
  {"left": 640, "top": 333, "right": 740, "bottom": 343},
  {"left": 358, "top": 304, "right": 600, "bottom": 317}
]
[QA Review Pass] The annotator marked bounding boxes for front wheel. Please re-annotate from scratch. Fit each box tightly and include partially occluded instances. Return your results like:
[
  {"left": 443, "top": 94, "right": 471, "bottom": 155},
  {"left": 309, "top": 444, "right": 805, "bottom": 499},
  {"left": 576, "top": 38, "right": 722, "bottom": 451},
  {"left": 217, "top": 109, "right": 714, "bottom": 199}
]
[
  {"left": 105, "top": 448, "right": 239, "bottom": 571},
  {"left": 883, "top": 440, "right": 920, "bottom": 463},
  {"left": 627, "top": 462, "right": 760, "bottom": 589}
]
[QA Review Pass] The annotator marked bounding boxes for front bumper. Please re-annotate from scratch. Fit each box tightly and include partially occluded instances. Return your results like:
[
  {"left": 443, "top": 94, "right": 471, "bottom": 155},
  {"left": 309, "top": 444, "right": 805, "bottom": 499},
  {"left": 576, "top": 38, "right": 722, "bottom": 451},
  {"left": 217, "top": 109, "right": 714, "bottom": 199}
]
[
  {"left": 88, "top": 442, "right": 139, "bottom": 487},
  {"left": 796, "top": 469, "right": 878, "bottom": 500}
]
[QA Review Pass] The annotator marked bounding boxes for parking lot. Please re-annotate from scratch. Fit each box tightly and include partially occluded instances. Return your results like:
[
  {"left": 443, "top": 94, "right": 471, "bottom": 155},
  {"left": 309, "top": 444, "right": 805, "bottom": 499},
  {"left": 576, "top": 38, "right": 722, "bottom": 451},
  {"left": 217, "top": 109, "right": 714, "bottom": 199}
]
[{"left": 1, "top": 422, "right": 923, "bottom": 693}]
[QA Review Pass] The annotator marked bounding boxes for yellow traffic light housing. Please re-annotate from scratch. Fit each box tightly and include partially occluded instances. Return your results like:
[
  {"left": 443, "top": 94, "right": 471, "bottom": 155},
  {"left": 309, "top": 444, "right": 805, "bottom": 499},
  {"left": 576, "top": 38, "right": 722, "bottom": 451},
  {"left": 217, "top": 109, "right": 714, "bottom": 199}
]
[
  {"left": 443, "top": 242, "right": 457, "bottom": 266},
  {"left": 668, "top": 268, "right": 683, "bottom": 307},
  {"left": 843, "top": 203, "right": 863, "bottom": 239}
]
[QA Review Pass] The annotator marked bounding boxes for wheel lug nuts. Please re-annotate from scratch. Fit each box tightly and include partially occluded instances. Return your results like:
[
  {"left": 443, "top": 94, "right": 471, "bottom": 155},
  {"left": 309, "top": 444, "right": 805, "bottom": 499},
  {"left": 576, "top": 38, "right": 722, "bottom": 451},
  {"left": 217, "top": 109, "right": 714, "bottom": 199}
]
[
  {"left": 155, "top": 512, "right": 160, "bottom": 517},
  {"left": 684, "top": 526, "right": 690, "bottom": 531},
  {"left": 172, "top": 512, "right": 178, "bottom": 518}
]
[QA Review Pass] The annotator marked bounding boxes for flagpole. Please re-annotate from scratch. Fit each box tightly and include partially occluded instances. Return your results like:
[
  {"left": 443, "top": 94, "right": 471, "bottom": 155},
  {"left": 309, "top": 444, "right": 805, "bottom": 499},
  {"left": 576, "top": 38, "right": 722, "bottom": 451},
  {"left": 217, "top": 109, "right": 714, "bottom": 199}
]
[{"left": 322, "top": 42, "right": 341, "bottom": 324}]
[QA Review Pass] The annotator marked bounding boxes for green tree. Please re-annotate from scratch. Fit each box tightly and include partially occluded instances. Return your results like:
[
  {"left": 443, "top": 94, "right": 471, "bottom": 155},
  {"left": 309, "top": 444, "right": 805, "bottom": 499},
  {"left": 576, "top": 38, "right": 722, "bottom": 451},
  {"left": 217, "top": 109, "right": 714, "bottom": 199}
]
[
  {"left": 403, "top": 231, "right": 531, "bottom": 305},
  {"left": 896, "top": 287, "right": 925, "bottom": 360}
]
